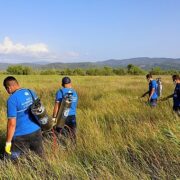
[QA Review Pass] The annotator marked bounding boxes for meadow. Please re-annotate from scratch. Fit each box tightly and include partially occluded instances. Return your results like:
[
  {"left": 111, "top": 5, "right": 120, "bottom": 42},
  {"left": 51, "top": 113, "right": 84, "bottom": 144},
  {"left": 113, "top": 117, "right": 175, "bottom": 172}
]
[{"left": 0, "top": 75, "right": 179, "bottom": 179}]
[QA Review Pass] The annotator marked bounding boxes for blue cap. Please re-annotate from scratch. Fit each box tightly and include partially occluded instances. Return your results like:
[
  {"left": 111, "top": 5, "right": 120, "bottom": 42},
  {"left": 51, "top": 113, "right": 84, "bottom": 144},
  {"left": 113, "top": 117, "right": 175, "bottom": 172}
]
[{"left": 62, "top": 77, "right": 71, "bottom": 85}]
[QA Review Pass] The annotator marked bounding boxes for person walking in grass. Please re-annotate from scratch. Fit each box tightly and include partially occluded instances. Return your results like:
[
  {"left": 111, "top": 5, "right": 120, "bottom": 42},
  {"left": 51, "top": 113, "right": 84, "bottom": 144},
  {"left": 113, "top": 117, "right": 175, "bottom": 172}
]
[
  {"left": 3, "top": 76, "right": 44, "bottom": 159},
  {"left": 141, "top": 73, "right": 158, "bottom": 107},
  {"left": 52, "top": 76, "right": 78, "bottom": 143},
  {"left": 161, "top": 75, "right": 180, "bottom": 116}
]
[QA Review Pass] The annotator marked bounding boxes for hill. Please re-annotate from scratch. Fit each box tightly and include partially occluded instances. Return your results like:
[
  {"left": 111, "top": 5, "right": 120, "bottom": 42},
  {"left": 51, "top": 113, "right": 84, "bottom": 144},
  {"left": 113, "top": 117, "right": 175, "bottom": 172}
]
[
  {"left": 0, "top": 57, "right": 180, "bottom": 70},
  {"left": 96, "top": 57, "right": 180, "bottom": 69}
]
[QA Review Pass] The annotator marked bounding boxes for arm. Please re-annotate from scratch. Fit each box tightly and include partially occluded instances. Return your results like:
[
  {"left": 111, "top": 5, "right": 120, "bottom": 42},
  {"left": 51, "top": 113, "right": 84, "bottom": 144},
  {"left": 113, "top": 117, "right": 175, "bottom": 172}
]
[
  {"left": 53, "top": 102, "right": 61, "bottom": 118},
  {"left": 5, "top": 118, "right": 16, "bottom": 154},
  {"left": 53, "top": 90, "right": 63, "bottom": 118},
  {"left": 6, "top": 97, "right": 17, "bottom": 154},
  {"left": 6, "top": 118, "right": 16, "bottom": 142},
  {"left": 149, "top": 88, "right": 155, "bottom": 101}
]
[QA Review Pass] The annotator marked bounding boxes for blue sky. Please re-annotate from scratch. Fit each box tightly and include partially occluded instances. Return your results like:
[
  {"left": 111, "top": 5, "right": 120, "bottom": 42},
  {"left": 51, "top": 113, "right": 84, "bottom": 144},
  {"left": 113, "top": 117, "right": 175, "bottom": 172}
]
[{"left": 0, "top": 0, "right": 180, "bottom": 63}]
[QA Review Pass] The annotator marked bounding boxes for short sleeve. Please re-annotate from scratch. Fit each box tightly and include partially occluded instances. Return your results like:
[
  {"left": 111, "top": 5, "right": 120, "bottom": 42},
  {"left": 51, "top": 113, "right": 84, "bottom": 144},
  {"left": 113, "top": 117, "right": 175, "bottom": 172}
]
[
  {"left": 151, "top": 81, "right": 156, "bottom": 89},
  {"left": 7, "top": 98, "right": 17, "bottom": 119},
  {"left": 55, "top": 90, "right": 63, "bottom": 102}
]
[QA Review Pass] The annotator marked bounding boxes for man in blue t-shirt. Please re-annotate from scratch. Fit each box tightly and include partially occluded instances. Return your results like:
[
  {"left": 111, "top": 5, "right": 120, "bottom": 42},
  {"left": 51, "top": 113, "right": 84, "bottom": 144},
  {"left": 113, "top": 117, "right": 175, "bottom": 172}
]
[
  {"left": 52, "top": 77, "right": 78, "bottom": 142},
  {"left": 141, "top": 74, "right": 158, "bottom": 107},
  {"left": 3, "top": 76, "right": 43, "bottom": 159},
  {"left": 161, "top": 75, "right": 180, "bottom": 116}
]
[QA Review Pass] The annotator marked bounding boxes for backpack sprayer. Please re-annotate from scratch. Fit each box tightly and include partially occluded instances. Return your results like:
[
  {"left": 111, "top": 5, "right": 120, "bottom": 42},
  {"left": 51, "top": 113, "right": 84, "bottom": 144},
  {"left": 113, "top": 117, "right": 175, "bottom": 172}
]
[
  {"left": 29, "top": 90, "right": 54, "bottom": 131},
  {"left": 156, "top": 78, "right": 163, "bottom": 97},
  {"left": 56, "top": 91, "right": 73, "bottom": 129},
  {"left": 31, "top": 98, "right": 54, "bottom": 131}
]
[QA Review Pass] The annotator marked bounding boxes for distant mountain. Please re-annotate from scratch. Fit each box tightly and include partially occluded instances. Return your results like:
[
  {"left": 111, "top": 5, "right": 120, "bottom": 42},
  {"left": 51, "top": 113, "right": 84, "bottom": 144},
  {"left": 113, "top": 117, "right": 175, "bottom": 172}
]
[
  {"left": 96, "top": 57, "right": 180, "bottom": 70},
  {"left": 43, "top": 57, "right": 180, "bottom": 70},
  {"left": 0, "top": 57, "right": 180, "bottom": 70}
]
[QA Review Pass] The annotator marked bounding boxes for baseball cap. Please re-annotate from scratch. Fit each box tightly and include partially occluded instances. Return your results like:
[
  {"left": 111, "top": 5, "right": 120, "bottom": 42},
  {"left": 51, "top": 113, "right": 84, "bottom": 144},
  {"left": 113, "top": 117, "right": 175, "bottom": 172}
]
[{"left": 62, "top": 77, "right": 71, "bottom": 85}]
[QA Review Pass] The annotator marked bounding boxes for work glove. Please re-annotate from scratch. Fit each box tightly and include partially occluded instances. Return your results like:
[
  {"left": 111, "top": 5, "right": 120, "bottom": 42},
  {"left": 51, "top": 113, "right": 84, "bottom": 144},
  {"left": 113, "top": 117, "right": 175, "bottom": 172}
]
[
  {"left": 52, "top": 117, "right": 57, "bottom": 126},
  {"left": 5, "top": 142, "right": 12, "bottom": 155}
]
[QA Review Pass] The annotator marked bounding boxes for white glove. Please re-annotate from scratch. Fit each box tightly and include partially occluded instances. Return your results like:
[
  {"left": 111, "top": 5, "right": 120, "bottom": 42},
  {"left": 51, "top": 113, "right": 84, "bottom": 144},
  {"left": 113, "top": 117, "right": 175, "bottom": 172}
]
[{"left": 52, "top": 117, "right": 57, "bottom": 123}]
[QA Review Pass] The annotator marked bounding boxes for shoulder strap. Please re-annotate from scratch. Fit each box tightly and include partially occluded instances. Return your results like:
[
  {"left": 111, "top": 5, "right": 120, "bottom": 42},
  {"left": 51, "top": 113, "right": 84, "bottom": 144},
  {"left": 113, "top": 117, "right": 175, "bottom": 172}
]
[
  {"left": 28, "top": 89, "right": 35, "bottom": 102},
  {"left": 59, "top": 88, "right": 73, "bottom": 98}
]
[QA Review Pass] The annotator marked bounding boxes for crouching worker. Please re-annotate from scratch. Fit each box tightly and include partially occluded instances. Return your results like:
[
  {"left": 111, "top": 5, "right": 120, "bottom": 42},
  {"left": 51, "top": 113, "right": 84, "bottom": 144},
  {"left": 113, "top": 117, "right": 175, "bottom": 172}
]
[
  {"left": 52, "top": 77, "right": 78, "bottom": 144},
  {"left": 141, "top": 73, "right": 158, "bottom": 107},
  {"left": 161, "top": 75, "right": 180, "bottom": 116},
  {"left": 3, "top": 76, "right": 44, "bottom": 160}
]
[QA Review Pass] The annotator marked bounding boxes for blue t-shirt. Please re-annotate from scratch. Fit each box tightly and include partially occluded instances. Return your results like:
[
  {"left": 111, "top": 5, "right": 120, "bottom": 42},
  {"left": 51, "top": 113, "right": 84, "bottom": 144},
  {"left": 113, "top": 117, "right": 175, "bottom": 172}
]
[
  {"left": 7, "top": 88, "right": 40, "bottom": 137},
  {"left": 55, "top": 88, "right": 78, "bottom": 116},
  {"left": 149, "top": 80, "right": 158, "bottom": 100},
  {"left": 173, "top": 83, "right": 180, "bottom": 107}
]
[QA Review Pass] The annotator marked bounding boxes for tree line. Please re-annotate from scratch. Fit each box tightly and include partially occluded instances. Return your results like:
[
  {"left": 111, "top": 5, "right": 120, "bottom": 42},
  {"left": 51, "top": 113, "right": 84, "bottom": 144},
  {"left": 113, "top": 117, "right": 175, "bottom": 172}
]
[{"left": 2, "top": 64, "right": 180, "bottom": 76}]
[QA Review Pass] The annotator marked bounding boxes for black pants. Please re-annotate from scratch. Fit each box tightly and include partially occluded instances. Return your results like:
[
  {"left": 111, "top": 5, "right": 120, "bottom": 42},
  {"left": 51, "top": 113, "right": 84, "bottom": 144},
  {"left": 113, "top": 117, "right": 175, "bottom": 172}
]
[
  {"left": 11, "top": 129, "right": 44, "bottom": 159},
  {"left": 150, "top": 99, "right": 157, "bottom": 107},
  {"left": 173, "top": 106, "right": 180, "bottom": 116},
  {"left": 56, "top": 115, "right": 76, "bottom": 141}
]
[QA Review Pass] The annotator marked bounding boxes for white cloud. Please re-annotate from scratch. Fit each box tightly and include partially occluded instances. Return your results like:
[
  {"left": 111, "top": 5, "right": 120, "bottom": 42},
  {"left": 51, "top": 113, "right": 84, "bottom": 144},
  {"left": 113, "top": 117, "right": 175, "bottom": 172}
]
[
  {"left": 0, "top": 37, "right": 49, "bottom": 55},
  {"left": 0, "top": 37, "right": 82, "bottom": 63}
]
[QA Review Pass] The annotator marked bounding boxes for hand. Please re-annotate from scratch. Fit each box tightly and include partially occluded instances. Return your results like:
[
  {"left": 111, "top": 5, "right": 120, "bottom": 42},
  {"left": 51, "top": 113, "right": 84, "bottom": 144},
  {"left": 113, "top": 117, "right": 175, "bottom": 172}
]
[
  {"left": 52, "top": 117, "right": 57, "bottom": 124},
  {"left": 5, "top": 142, "right": 12, "bottom": 155}
]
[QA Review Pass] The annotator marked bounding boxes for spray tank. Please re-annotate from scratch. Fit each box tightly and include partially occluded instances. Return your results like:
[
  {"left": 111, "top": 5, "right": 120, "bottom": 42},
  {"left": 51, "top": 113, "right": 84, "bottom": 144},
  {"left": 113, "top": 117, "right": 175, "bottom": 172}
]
[
  {"left": 29, "top": 90, "right": 54, "bottom": 131},
  {"left": 56, "top": 90, "right": 73, "bottom": 128},
  {"left": 156, "top": 78, "right": 163, "bottom": 97}
]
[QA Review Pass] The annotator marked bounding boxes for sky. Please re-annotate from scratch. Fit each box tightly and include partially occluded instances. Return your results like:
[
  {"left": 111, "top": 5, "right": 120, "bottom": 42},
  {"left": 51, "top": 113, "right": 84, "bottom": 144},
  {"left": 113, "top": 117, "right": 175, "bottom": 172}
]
[{"left": 0, "top": 0, "right": 180, "bottom": 63}]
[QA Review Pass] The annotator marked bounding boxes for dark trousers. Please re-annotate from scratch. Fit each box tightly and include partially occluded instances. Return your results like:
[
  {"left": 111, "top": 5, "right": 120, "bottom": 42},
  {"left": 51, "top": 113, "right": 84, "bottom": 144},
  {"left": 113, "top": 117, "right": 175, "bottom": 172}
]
[
  {"left": 11, "top": 129, "right": 44, "bottom": 159},
  {"left": 56, "top": 115, "right": 76, "bottom": 142},
  {"left": 150, "top": 99, "right": 157, "bottom": 107},
  {"left": 173, "top": 106, "right": 180, "bottom": 116}
]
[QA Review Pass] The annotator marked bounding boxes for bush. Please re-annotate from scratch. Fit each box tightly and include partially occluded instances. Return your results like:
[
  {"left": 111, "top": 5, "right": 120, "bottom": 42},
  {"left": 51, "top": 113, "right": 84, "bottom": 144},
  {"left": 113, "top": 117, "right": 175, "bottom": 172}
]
[
  {"left": 127, "top": 64, "right": 146, "bottom": 75},
  {"left": 113, "top": 68, "right": 127, "bottom": 75},
  {"left": 7, "top": 65, "right": 33, "bottom": 75},
  {"left": 73, "top": 68, "right": 85, "bottom": 76},
  {"left": 150, "top": 67, "right": 164, "bottom": 75}
]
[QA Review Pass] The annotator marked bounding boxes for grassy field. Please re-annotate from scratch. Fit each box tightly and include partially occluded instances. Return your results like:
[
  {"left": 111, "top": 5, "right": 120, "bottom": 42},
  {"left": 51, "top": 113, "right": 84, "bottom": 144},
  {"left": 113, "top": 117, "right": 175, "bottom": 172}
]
[{"left": 0, "top": 75, "right": 179, "bottom": 179}]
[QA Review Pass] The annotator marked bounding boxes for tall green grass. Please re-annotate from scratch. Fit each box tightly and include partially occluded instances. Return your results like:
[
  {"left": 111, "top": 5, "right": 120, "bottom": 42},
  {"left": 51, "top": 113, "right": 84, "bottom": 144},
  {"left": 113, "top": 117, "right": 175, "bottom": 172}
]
[{"left": 0, "top": 75, "right": 179, "bottom": 179}]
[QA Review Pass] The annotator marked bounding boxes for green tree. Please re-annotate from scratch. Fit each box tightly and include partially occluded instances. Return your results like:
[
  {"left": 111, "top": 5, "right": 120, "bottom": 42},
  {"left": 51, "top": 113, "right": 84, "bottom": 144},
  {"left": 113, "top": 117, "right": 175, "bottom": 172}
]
[
  {"left": 6, "top": 65, "right": 33, "bottom": 75},
  {"left": 102, "top": 66, "right": 114, "bottom": 76},
  {"left": 127, "top": 64, "right": 146, "bottom": 75},
  {"left": 73, "top": 68, "right": 85, "bottom": 76},
  {"left": 113, "top": 68, "right": 127, "bottom": 75},
  {"left": 151, "top": 67, "right": 164, "bottom": 75},
  {"left": 127, "top": 64, "right": 134, "bottom": 73}
]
